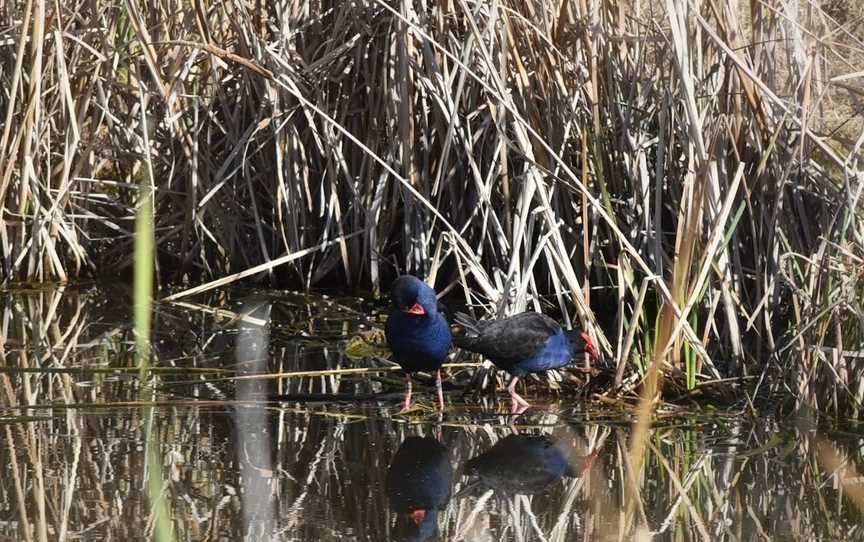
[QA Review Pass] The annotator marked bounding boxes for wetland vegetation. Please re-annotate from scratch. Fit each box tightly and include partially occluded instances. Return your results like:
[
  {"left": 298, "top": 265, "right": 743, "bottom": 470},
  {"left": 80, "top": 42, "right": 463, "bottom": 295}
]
[
  {"left": 3, "top": 287, "right": 864, "bottom": 540},
  {"left": 2, "top": 0, "right": 864, "bottom": 539}
]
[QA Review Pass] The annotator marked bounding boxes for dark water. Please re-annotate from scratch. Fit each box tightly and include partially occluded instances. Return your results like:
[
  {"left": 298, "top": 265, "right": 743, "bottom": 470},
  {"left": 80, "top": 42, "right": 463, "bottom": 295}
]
[{"left": 1, "top": 285, "right": 863, "bottom": 541}]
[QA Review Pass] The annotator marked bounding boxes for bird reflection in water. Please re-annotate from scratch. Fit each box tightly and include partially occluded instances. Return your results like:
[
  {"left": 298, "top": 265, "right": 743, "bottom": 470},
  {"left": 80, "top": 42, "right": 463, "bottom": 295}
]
[
  {"left": 459, "top": 434, "right": 596, "bottom": 497},
  {"left": 386, "top": 436, "right": 453, "bottom": 541}
]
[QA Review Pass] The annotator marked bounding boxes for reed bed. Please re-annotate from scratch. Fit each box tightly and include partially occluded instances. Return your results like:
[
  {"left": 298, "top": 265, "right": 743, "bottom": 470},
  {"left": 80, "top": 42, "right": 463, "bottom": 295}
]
[
  {"left": 3, "top": 0, "right": 864, "bottom": 415},
  {"left": 4, "top": 2, "right": 864, "bottom": 537}
]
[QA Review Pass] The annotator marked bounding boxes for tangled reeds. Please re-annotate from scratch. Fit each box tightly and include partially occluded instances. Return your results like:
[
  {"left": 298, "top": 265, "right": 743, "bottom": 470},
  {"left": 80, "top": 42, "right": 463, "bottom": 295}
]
[{"left": 2, "top": 1, "right": 863, "bottom": 412}]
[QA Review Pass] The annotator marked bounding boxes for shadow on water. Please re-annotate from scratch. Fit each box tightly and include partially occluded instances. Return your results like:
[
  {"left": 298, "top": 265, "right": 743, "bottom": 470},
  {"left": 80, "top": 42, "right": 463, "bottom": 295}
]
[{"left": 1, "top": 285, "right": 864, "bottom": 540}]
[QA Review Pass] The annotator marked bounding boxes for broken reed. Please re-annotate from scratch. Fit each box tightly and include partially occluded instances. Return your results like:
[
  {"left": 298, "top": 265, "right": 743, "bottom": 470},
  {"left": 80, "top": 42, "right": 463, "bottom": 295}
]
[
  {"left": 133, "top": 88, "right": 174, "bottom": 542},
  {"left": 2, "top": 1, "right": 864, "bottom": 413}
]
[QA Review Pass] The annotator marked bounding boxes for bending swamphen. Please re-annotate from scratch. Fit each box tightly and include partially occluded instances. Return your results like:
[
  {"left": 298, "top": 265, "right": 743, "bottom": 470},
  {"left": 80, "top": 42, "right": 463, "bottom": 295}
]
[
  {"left": 454, "top": 311, "right": 599, "bottom": 413},
  {"left": 385, "top": 275, "right": 452, "bottom": 410},
  {"left": 458, "top": 434, "right": 597, "bottom": 497},
  {"left": 386, "top": 437, "right": 452, "bottom": 541}
]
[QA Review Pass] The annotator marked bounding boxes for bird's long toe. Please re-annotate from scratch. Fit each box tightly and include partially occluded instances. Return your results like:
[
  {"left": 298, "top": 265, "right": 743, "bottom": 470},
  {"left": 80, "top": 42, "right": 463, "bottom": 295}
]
[
  {"left": 510, "top": 399, "right": 530, "bottom": 415},
  {"left": 403, "top": 374, "right": 413, "bottom": 410},
  {"left": 509, "top": 390, "right": 531, "bottom": 414},
  {"left": 435, "top": 369, "right": 445, "bottom": 411}
]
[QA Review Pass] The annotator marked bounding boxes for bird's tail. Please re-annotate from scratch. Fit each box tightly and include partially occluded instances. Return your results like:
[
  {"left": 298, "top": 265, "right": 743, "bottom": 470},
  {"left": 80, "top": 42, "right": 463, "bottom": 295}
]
[
  {"left": 453, "top": 478, "right": 487, "bottom": 499},
  {"left": 453, "top": 458, "right": 486, "bottom": 498},
  {"left": 452, "top": 312, "right": 481, "bottom": 348},
  {"left": 453, "top": 311, "right": 480, "bottom": 332}
]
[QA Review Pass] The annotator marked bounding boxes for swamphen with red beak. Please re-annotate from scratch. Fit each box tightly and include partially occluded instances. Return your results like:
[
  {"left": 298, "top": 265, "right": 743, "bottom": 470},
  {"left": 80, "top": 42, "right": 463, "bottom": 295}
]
[
  {"left": 385, "top": 275, "right": 452, "bottom": 410},
  {"left": 386, "top": 437, "right": 452, "bottom": 541},
  {"left": 454, "top": 311, "right": 599, "bottom": 413}
]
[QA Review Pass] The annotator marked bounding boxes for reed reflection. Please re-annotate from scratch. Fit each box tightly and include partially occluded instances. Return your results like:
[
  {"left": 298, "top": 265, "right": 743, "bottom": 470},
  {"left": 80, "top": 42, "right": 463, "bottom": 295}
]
[
  {"left": 2, "top": 287, "right": 863, "bottom": 541},
  {"left": 233, "top": 298, "right": 275, "bottom": 540}
]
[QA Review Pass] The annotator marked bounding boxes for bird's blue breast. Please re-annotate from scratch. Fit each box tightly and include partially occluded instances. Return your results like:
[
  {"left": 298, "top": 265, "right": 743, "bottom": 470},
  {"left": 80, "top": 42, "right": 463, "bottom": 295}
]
[
  {"left": 387, "top": 311, "right": 452, "bottom": 372},
  {"left": 509, "top": 328, "right": 573, "bottom": 375}
]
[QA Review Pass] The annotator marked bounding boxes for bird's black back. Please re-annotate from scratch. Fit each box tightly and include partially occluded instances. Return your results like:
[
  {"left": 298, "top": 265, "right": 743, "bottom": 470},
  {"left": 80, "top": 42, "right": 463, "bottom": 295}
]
[{"left": 453, "top": 312, "right": 562, "bottom": 370}]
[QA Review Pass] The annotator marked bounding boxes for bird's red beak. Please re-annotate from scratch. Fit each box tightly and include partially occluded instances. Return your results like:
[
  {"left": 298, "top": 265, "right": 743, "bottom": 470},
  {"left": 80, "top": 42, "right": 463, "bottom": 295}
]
[
  {"left": 402, "top": 302, "right": 426, "bottom": 316},
  {"left": 408, "top": 509, "right": 426, "bottom": 525},
  {"left": 581, "top": 332, "right": 599, "bottom": 359}
]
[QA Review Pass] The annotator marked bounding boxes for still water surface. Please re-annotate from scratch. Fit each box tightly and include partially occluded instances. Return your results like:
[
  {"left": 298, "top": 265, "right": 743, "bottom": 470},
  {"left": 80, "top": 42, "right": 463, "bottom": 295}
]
[{"left": 1, "top": 285, "right": 862, "bottom": 541}]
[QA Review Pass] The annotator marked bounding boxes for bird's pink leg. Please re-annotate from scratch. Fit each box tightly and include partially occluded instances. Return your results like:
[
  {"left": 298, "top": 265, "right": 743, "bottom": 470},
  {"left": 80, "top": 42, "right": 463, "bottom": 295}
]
[
  {"left": 403, "top": 374, "right": 412, "bottom": 410},
  {"left": 436, "top": 369, "right": 445, "bottom": 411},
  {"left": 507, "top": 376, "right": 531, "bottom": 414}
]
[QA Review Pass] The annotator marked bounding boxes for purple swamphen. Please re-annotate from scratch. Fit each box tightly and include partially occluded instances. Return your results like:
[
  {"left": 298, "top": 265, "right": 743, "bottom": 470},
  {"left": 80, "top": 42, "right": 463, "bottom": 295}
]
[
  {"left": 454, "top": 311, "right": 599, "bottom": 413},
  {"left": 386, "top": 436, "right": 452, "bottom": 541},
  {"left": 385, "top": 275, "right": 452, "bottom": 410}
]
